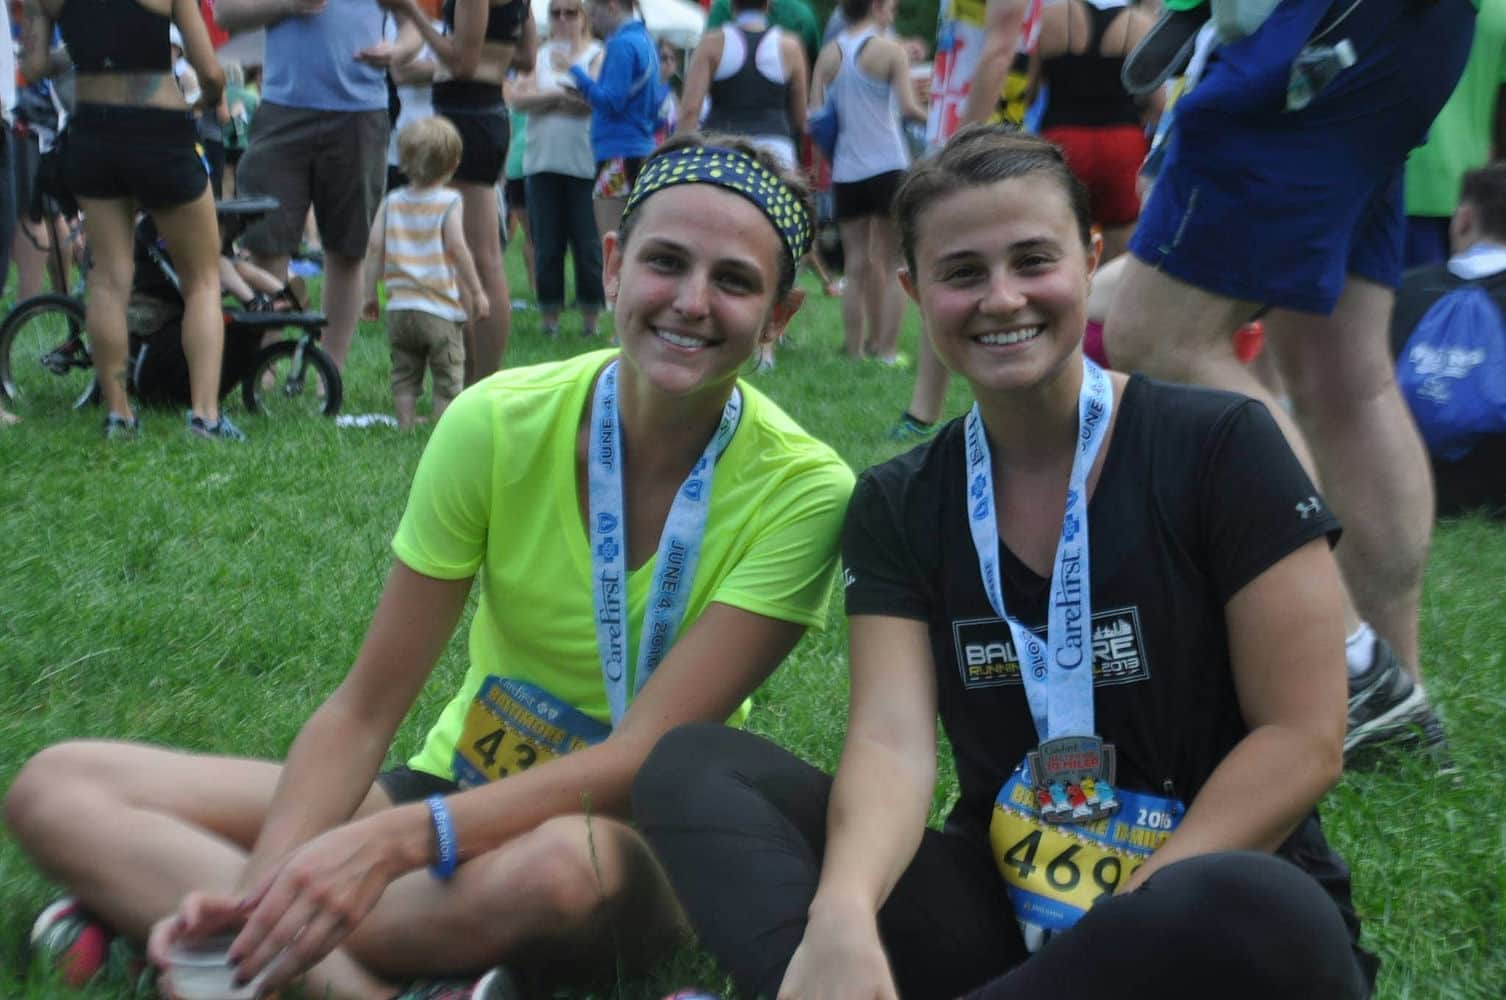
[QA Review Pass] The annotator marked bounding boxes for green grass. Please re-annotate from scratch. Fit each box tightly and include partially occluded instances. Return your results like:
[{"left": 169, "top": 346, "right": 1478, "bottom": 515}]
[{"left": 0, "top": 245, "right": 1503, "bottom": 998}]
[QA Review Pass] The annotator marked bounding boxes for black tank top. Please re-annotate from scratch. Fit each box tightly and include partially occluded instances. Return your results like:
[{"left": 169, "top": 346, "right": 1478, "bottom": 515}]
[
  {"left": 703, "top": 26, "right": 792, "bottom": 141},
  {"left": 443, "top": 0, "right": 531, "bottom": 44},
  {"left": 1039, "top": 3, "right": 1142, "bottom": 130},
  {"left": 59, "top": 0, "right": 172, "bottom": 73}
]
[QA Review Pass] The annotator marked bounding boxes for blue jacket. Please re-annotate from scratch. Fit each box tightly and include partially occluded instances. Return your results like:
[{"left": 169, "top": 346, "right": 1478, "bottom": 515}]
[{"left": 571, "top": 20, "right": 659, "bottom": 159}]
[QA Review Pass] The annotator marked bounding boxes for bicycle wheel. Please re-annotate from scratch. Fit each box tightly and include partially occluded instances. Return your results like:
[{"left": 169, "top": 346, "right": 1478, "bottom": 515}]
[
  {"left": 242, "top": 339, "right": 342, "bottom": 418},
  {"left": 0, "top": 294, "right": 96, "bottom": 415}
]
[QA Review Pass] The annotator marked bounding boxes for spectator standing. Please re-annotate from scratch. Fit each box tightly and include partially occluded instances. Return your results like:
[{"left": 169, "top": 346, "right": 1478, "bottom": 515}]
[
  {"left": 502, "top": 93, "right": 536, "bottom": 302},
  {"left": 1035, "top": 0, "right": 1160, "bottom": 262},
  {"left": 576, "top": 0, "right": 660, "bottom": 244},
  {"left": 679, "top": 0, "right": 808, "bottom": 170},
  {"left": 813, "top": 0, "right": 924, "bottom": 363},
  {"left": 221, "top": 59, "right": 260, "bottom": 197},
  {"left": 216, "top": 0, "right": 392, "bottom": 374},
  {"left": 707, "top": 0, "right": 822, "bottom": 66},
  {"left": 363, "top": 115, "right": 488, "bottom": 430},
  {"left": 23, "top": 0, "right": 239, "bottom": 439},
  {"left": 1103, "top": 0, "right": 1474, "bottom": 763},
  {"left": 378, "top": 0, "right": 537, "bottom": 385},
  {"left": 515, "top": 0, "right": 602, "bottom": 336},
  {"left": 1403, "top": 0, "right": 1506, "bottom": 268}
]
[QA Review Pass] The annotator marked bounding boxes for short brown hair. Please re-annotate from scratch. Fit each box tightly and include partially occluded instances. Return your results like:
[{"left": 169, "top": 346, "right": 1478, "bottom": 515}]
[
  {"left": 397, "top": 116, "right": 464, "bottom": 187},
  {"left": 1460, "top": 163, "right": 1506, "bottom": 241},
  {"left": 894, "top": 126, "right": 1092, "bottom": 271}
]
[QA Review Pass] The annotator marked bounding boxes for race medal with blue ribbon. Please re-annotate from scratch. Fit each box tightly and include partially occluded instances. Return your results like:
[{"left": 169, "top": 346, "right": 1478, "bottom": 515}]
[
  {"left": 965, "top": 358, "right": 1166, "bottom": 949},
  {"left": 588, "top": 359, "right": 741, "bottom": 725},
  {"left": 453, "top": 677, "right": 611, "bottom": 788}
]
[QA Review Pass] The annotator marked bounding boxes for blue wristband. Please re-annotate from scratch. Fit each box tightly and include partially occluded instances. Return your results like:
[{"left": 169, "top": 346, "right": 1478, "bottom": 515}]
[{"left": 426, "top": 794, "right": 458, "bottom": 881}]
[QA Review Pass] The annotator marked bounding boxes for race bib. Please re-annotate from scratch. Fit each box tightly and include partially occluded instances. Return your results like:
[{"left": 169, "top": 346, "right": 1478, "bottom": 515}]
[
  {"left": 453, "top": 677, "right": 610, "bottom": 788},
  {"left": 990, "top": 766, "right": 1184, "bottom": 951}
]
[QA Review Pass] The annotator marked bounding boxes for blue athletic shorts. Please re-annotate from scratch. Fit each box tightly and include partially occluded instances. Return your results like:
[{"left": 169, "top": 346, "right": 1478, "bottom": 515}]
[{"left": 1130, "top": 0, "right": 1475, "bottom": 314}]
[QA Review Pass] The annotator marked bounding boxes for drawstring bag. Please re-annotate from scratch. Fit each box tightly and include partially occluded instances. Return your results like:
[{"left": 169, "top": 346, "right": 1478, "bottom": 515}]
[{"left": 1397, "top": 284, "right": 1506, "bottom": 462}]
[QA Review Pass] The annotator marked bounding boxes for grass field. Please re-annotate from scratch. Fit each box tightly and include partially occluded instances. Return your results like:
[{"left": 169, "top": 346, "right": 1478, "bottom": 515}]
[{"left": 1, "top": 244, "right": 1503, "bottom": 998}]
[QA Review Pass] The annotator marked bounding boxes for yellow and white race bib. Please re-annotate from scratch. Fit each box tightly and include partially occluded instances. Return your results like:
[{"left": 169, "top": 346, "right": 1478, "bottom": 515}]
[
  {"left": 453, "top": 677, "right": 610, "bottom": 788},
  {"left": 990, "top": 766, "right": 1183, "bottom": 951}
]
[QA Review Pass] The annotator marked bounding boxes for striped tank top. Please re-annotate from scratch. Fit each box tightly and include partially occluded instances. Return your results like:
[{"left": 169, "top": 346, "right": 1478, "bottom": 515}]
[{"left": 383, "top": 186, "right": 466, "bottom": 322}]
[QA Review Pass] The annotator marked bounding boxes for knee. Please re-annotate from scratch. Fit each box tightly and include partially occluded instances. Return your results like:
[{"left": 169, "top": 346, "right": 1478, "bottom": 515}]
[
  {"left": 632, "top": 722, "right": 738, "bottom": 827},
  {"left": 1136, "top": 852, "right": 1361, "bottom": 991},
  {"left": 506, "top": 816, "right": 622, "bottom": 926},
  {"left": 5, "top": 741, "right": 100, "bottom": 839}
]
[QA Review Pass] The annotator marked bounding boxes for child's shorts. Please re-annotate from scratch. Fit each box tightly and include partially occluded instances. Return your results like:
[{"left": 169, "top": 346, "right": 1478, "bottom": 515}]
[
  {"left": 389, "top": 309, "right": 465, "bottom": 400},
  {"left": 1129, "top": 0, "right": 1474, "bottom": 314}
]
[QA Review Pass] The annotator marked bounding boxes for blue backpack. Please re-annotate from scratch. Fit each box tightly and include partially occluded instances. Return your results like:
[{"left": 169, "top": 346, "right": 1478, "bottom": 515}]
[{"left": 1396, "top": 283, "right": 1506, "bottom": 462}]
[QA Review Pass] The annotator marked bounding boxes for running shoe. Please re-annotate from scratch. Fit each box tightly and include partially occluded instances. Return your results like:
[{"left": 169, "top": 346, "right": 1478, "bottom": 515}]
[
  {"left": 398, "top": 965, "right": 526, "bottom": 999},
  {"left": 29, "top": 897, "right": 154, "bottom": 993},
  {"left": 187, "top": 412, "right": 248, "bottom": 442},
  {"left": 103, "top": 413, "right": 141, "bottom": 440},
  {"left": 1344, "top": 636, "right": 1449, "bottom": 767}
]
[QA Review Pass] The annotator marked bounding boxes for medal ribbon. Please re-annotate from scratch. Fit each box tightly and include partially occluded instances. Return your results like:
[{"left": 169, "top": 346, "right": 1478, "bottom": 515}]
[
  {"left": 963, "top": 357, "right": 1114, "bottom": 742},
  {"left": 588, "top": 359, "right": 742, "bottom": 725}
]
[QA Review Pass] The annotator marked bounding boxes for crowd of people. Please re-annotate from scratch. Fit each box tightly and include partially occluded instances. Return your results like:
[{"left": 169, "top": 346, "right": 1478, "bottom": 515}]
[{"left": 1, "top": 0, "right": 1500, "bottom": 996}]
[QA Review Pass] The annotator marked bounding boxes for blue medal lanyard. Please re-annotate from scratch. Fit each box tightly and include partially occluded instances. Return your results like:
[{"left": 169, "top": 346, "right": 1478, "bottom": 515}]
[
  {"left": 964, "top": 357, "right": 1114, "bottom": 742},
  {"left": 588, "top": 360, "right": 743, "bottom": 726}
]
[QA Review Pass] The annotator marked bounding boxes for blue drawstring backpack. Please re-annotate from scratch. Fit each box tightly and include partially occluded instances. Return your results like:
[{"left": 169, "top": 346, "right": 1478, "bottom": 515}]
[{"left": 1396, "top": 284, "right": 1506, "bottom": 462}]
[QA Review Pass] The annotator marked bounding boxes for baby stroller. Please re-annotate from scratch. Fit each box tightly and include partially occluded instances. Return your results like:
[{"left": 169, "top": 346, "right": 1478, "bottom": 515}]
[{"left": 0, "top": 196, "right": 342, "bottom": 419}]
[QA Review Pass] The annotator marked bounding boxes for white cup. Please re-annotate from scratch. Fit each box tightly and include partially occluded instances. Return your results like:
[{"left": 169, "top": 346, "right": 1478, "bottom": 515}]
[{"left": 165, "top": 935, "right": 269, "bottom": 1000}]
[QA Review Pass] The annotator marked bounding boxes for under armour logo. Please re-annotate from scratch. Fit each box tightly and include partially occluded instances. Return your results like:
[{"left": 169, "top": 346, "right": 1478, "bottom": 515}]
[{"left": 1295, "top": 496, "right": 1323, "bottom": 520}]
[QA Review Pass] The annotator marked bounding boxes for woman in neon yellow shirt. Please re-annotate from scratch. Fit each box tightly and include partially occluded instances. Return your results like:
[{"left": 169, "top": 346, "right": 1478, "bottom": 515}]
[{"left": 6, "top": 135, "right": 854, "bottom": 1000}]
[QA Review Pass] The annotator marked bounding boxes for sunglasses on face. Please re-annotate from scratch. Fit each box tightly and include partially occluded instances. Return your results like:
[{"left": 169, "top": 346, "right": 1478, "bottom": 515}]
[{"left": 549, "top": 8, "right": 580, "bottom": 17}]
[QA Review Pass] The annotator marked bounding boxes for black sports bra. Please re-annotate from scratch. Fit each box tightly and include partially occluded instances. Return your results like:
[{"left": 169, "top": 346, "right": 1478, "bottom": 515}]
[
  {"left": 442, "top": 0, "right": 531, "bottom": 44},
  {"left": 58, "top": 0, "right": 173, "bottom": 73}
]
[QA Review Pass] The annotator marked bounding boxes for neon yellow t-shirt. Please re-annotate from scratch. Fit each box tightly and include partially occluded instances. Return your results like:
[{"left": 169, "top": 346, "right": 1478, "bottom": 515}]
[{"left": 395, "top": 350, "right": 855, "bottom": 781}]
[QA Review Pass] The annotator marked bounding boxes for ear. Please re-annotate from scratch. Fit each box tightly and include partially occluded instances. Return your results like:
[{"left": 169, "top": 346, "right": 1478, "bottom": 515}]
[
  {"left": 761, "top": 287, "right": 806, "bottom": 343},
  {"left": 1450, "top": 202, "right": 1475, "bottom": 254},
  {"left": 899, "top": 266, "right": 920, "bottom": 305},
  {"left": 602, "top": 229, "right": 623, "bottom": 305},
  {"left": 1085, "top": 230, "right": 1104, "bottom": 284}
]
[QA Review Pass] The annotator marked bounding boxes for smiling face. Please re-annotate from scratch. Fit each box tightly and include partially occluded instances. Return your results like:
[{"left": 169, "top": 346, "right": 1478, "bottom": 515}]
[
  {"left": 902, "top": 174, "right": 1100, "bottom": 399},
  {"left": 603, "top": 184, "right": 797, "bottom": 400}
]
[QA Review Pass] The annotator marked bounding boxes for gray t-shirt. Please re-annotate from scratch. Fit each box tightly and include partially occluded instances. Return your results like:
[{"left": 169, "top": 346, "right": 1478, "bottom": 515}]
[{"left": 523, "top": 42, "right": 602, "bottom": 179}]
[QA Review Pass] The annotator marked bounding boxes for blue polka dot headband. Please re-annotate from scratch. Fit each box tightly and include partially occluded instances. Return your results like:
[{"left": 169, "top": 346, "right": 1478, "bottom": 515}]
[{"left": 622, "top": 145, "right": 813, "bottom": 264}]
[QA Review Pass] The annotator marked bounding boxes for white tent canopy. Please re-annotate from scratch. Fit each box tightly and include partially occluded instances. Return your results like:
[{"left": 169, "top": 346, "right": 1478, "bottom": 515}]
[{"left": 530, "top": 0, "right": 706, "bottom": 49}]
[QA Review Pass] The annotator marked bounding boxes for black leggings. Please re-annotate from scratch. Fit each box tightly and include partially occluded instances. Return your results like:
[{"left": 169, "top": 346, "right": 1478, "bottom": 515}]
[{"left": 633, "top": 724, "right": 1371, "bottom": 1000}]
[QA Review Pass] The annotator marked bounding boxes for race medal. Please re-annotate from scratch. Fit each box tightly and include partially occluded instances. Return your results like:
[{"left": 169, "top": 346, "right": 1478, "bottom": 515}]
[
  {"left": 1026, "top": 735, "right": 1119, "bottom": 825},
  {"left": 990, "top": 761, "right": 1184, "bottom": 952},
  {"left": 453, "top": 677, "right": 610, "bottom": 788}
]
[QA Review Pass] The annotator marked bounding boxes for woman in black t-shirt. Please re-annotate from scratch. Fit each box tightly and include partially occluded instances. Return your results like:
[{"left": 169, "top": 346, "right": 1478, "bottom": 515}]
[{"left": 634, "top": 127, "right": 1376, "bottom": 1000}]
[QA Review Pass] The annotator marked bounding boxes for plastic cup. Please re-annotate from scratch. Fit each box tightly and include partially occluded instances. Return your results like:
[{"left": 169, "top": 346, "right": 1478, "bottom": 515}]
[{"left": 165, "top": 934, "right": 267, "bottom": 1000}]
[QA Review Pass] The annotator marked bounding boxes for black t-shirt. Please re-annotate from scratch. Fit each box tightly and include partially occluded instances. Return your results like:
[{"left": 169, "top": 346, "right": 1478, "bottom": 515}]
[{"left": 842, "top": 377, "right": 1362, "bottom": 927}]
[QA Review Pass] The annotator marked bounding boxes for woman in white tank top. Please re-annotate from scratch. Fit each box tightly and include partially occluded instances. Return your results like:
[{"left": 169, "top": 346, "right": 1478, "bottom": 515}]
[{"left": 811, "top": 0, "right": 925, "bottom": 363}]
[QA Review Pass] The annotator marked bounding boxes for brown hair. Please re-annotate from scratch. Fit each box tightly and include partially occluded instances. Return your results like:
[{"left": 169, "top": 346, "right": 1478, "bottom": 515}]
[
  {"left": 617, "top": 132, "right": 814, "bottom": 298},
  {"left": 1460, "top": 163, "right": 1506, "bottom": 241},
  {"left": 397, "top": 116, "right": 464, "bottom": 187},
  {"left": 894, "top": 125, "right": 1092, "bottom": 271}
]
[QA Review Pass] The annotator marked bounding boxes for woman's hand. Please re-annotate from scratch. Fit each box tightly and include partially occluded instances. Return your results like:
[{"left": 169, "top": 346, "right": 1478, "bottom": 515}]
[
  {"left": 147, "top": 891, "right": 253, "bottom": 969},
  {"left": 224, "top": 816, "right": 413, "bottom": 989},
  {"left": 355, "top": 39, "right": 400, "bottom": 67},
  {"left": 778, "top": 903, "right": 898, "bottom": 1000}
]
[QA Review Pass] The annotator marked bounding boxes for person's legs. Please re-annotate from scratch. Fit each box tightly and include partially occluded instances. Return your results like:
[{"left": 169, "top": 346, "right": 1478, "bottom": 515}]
[
  {"left": 320, "top": 251, "right": 365, "bottom": 371},
  {"left": 457, "top": 180, "right": 510, "bottom": 382},
  {"left": 966, "top": 852, "right": 1368, "bottom": 1000},
  {"left": 1266, "top": 276, "right": 1433, "bottom": 676},
  {"left": 526, "top": 173, "right": 567, "bottom": 332},
  {"left": 74, "top": 197, "right": 138, "bottom": 422},
  {"left": 838, "top": 216, "right": 872, "bottom": 359},
  {"left": 871, "top": 214, "right": 906, "bottom": 362},
  {"left": 150, "top": 189, "right": 228, "bottom": 423},
  {"left": 634, "top": 724, "right": 1026, "bottom": 1000},
  {"left": 593, "top": 197, "right": 625, "bottom": 247},
  {"left": 567, "top": 176, "right": 604, "bottom": 335}
]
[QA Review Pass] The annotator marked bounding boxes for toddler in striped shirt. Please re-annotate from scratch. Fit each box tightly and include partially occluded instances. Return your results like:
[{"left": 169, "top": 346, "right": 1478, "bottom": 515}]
[{"left": 363, "top": 116, "right": 489, "bottom": 429}]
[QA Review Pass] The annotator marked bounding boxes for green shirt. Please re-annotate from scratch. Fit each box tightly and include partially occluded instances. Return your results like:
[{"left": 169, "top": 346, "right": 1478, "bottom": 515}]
[
  {"left": 706, "top": 0, "right": 822, "bottom": 64},
  {"left": 394, "top": 350, "right": 854, "bottom": 780},
  {"left": 1406, "top": 0, "right": 1506, "bottom": 218}
]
